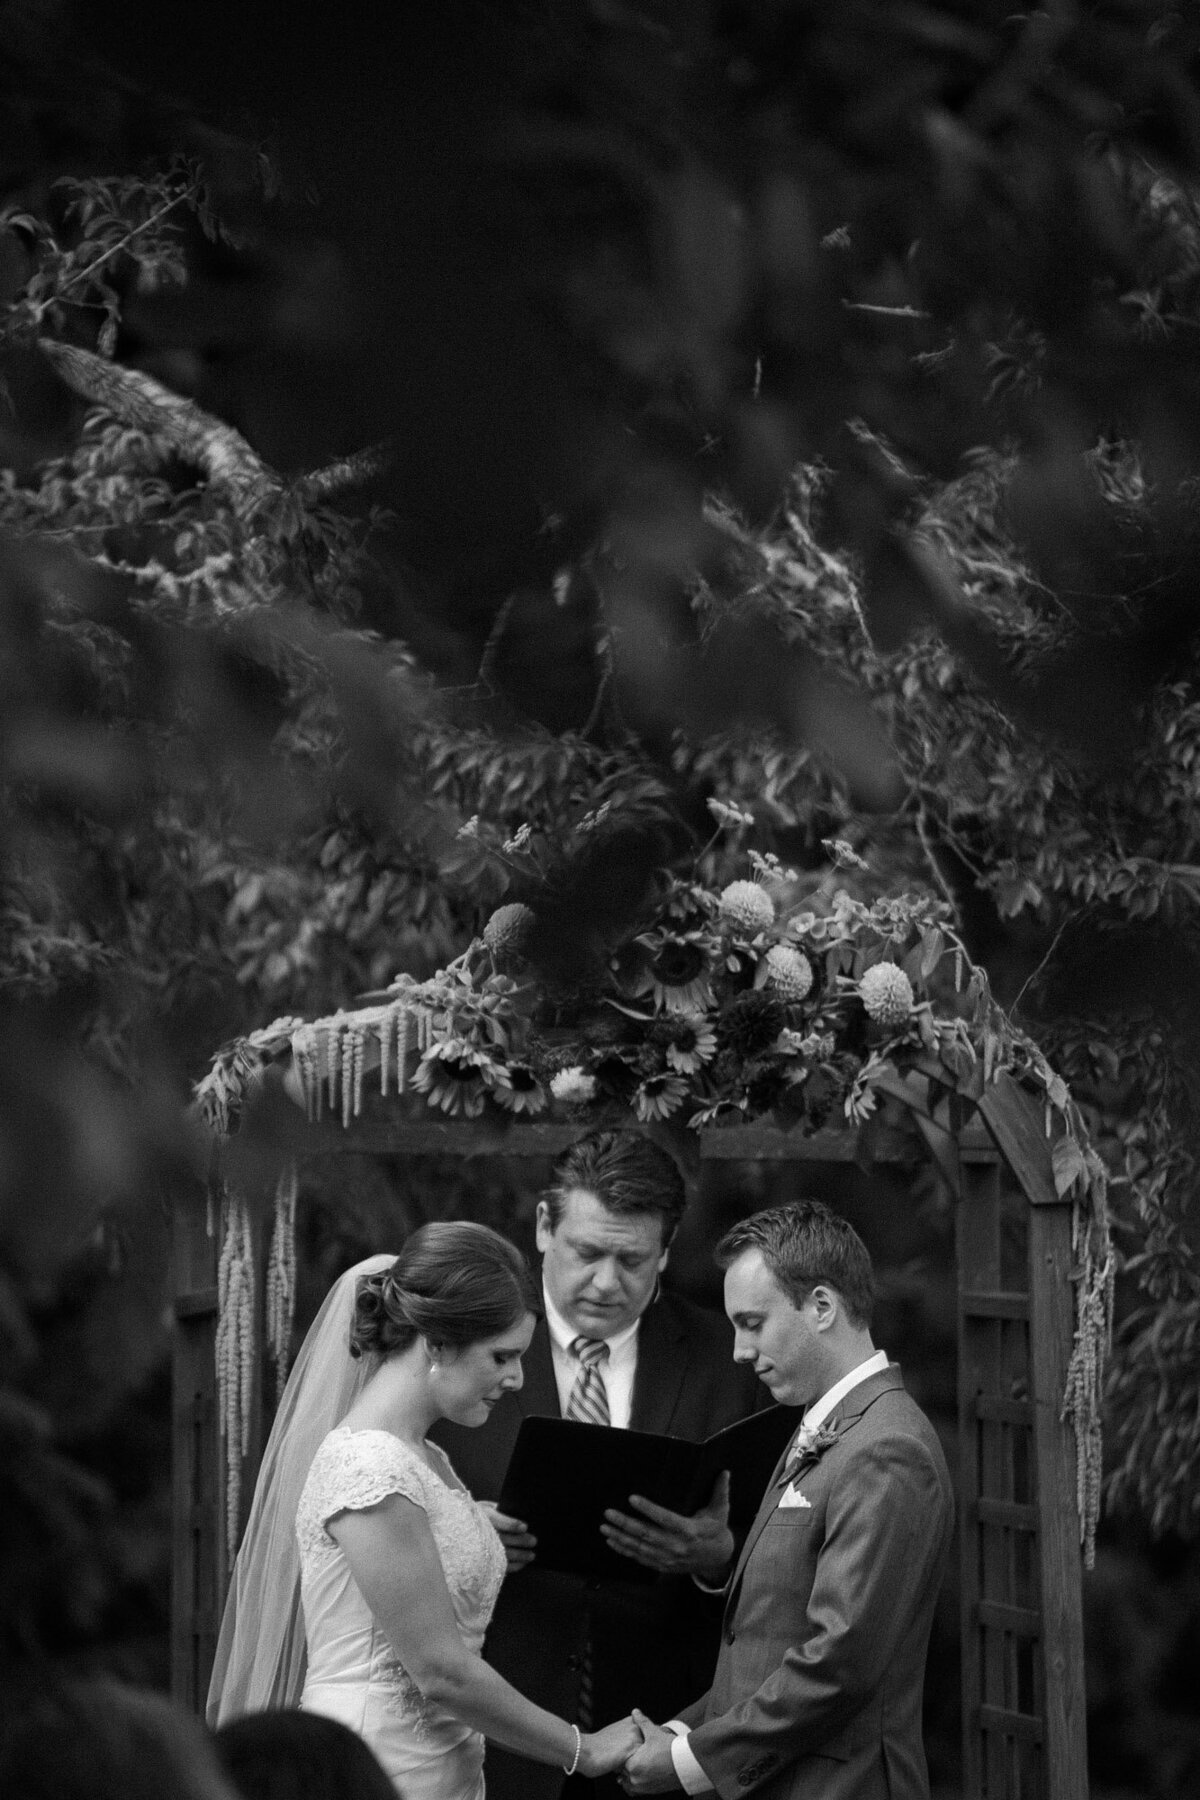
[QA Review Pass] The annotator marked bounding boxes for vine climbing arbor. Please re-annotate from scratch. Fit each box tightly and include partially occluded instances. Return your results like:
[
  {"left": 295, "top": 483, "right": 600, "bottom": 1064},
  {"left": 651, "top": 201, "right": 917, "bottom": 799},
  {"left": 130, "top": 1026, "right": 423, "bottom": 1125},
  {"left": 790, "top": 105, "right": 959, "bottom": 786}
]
[{"left": 179, "top": 864, "right": 1112, "bottom": 1800}]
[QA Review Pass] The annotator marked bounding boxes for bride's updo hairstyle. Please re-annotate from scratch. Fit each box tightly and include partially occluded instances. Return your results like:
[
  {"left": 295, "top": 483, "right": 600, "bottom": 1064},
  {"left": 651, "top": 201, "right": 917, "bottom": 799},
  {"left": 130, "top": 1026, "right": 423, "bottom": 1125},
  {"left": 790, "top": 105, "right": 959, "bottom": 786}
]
[{"left": 350, "top": 1221, "right": 538, "bottom": 1360}]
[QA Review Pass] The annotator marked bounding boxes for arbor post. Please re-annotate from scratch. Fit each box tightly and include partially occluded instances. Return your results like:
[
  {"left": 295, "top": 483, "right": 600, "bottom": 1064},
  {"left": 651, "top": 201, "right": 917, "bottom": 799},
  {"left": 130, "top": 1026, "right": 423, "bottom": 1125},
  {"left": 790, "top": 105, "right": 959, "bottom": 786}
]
[
  {"left": 170, "top": 1173, "right": 222, "bottom": 1712},
  {"left": 957, "top": 1138, "right": 1089, "bottom": 1798}
]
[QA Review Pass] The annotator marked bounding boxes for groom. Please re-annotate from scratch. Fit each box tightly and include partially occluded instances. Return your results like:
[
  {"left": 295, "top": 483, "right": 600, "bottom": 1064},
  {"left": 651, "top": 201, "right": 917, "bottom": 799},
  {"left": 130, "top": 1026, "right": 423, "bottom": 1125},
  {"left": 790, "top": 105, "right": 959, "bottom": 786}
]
[{"left": 622, "top": 1200, "right": 953, "bottom": 1800}]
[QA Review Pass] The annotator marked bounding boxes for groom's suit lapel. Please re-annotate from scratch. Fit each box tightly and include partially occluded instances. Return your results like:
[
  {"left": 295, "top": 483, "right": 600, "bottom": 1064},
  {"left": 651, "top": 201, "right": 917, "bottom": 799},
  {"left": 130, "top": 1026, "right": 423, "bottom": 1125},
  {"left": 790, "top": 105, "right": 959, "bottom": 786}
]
[
  {"left": 832, "top": 1364, "right": 903, "bottom": 1433},
  {"left": 723, "top": 1365, "right": 905, "bottom": 1614}
]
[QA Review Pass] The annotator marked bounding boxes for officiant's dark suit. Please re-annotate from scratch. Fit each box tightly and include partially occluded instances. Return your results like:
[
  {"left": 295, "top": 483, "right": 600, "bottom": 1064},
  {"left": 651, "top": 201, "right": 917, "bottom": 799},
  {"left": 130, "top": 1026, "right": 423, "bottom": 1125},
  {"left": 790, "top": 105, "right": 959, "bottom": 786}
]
[{"left": 433, "top": 1131, "right": 764, "bottom": 1800}]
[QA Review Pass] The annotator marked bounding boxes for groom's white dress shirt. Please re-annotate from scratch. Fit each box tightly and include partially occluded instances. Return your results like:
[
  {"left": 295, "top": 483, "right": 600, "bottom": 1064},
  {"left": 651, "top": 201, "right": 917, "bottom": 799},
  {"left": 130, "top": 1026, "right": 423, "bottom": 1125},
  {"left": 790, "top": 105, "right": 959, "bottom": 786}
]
[
  {"left": 668, "top": 1349, "right": 891, "bottom": 1794},
  {"left": 543, "top": 1286, "right": 640, "bottom": 1430}
]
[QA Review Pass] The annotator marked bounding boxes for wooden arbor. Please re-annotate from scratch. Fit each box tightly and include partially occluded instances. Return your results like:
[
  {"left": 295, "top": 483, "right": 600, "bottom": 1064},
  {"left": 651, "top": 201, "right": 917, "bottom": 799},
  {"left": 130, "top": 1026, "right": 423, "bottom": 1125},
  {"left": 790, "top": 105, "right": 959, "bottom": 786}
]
[{"left": 172, "top": 1096, "right": 1092, "bottom": 1800}]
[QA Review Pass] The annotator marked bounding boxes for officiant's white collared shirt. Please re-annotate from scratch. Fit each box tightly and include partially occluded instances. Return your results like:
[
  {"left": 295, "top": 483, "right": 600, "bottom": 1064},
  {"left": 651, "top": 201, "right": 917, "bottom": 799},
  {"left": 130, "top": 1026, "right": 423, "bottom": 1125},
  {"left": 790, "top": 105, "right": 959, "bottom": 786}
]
[
  {"left": 543, "top": 1286, "right": 640, "bottom": 1430},
  {"left": 668, "top": 1348, "right": 892, "bottom": 1796}
]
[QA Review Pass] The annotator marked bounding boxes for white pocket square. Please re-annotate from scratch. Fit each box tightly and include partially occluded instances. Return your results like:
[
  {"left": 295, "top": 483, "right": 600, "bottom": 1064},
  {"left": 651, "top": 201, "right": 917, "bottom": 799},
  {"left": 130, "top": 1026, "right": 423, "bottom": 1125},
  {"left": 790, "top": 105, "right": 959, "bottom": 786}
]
[{"left": 777, "top": 1487, "right": 812, "bottom": 1510}]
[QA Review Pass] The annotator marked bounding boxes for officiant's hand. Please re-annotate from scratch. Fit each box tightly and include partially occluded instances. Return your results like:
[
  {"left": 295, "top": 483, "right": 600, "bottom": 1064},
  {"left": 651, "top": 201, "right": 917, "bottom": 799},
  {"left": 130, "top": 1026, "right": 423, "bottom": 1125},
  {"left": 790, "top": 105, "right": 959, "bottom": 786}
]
[
  {"left": 601, "top": 1469, "right": 735, "bottom": 1578},
  {"left": 478, "top": 1504, "right": 537, "bottom": 1571}
]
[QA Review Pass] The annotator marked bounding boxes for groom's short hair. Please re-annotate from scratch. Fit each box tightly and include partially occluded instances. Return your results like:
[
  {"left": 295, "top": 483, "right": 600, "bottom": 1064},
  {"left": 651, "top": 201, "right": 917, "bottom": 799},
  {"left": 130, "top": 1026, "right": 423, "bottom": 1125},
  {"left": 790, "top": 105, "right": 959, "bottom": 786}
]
[
  {"left": 715, "top": 1200, "right": 875, "bottom": 1329},
  {"left": 545, "top": 1129, "right": 687, "bottom": 1244}
]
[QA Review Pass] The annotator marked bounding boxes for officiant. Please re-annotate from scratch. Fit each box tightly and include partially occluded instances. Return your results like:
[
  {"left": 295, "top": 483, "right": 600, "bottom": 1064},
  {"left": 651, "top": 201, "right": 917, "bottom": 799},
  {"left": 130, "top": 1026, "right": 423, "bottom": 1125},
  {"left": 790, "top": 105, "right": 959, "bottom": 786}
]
[{"left": 433, "top": 1129, "right": 768, "bottom": 1800}]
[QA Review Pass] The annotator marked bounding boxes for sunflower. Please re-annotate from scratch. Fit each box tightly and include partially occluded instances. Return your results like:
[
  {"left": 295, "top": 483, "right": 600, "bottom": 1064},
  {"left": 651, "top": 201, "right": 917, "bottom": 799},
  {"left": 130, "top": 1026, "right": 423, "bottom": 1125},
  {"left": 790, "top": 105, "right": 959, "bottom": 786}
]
[
  {"left": 663, "top": 1012, "right": 718, "bottom": 1074},
  {"left": 633, "top": 1071, "right": 689, "bottom": 1122},
  {"left": 412, "top": 1037, "right": 509, "bottom": 1118},
  {"left": 637, "top": 932, "right": 715, "bottom": 1013},
  {"left": 491, "top": 1060, "right": 548, "bottom": 1115}
]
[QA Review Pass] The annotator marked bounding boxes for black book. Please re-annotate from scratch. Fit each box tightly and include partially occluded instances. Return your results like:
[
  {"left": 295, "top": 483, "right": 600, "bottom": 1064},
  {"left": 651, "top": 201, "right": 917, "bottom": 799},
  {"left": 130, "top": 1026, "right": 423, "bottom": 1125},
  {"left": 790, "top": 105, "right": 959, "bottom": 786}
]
[{"left": 496, "top": 1403, "right": 800, "bottom": 1582}]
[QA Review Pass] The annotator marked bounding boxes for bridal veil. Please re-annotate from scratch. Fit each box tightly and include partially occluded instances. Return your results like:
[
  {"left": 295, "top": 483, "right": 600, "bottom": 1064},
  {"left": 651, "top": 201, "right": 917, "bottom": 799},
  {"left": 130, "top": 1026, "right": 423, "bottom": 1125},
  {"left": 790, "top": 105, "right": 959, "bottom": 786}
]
[{"left": 206, "top": 1252, "right": 396, "bottom": 1725}]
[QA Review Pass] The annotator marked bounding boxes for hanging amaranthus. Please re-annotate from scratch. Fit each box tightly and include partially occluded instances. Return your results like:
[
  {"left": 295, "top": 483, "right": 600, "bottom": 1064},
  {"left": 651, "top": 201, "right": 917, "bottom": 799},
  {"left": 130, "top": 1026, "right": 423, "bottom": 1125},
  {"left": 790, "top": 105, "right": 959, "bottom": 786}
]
[
  {"left": 378, "top": 1002, "right": 413, "bottom": 1097},
  {"left": 265, "top": 1162, "right": 299, "bottom": 1404},
  {"left": 1063, "top": 1167, "right": 1116, "bottom": 1568},
  {"left": 215, "top": 1183, "right": 254, "bottom": 1564},
  {"left": 275, "top": 1000, "right": 429, "bottom": 1126}
]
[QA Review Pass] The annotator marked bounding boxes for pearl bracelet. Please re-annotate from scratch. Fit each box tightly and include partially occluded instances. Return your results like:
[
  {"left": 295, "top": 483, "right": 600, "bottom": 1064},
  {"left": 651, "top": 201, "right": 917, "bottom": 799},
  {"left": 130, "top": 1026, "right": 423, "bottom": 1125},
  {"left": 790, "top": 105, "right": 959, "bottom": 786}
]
[{"left": 562, "top": 1724, "right": 582, "bottom": 1776}]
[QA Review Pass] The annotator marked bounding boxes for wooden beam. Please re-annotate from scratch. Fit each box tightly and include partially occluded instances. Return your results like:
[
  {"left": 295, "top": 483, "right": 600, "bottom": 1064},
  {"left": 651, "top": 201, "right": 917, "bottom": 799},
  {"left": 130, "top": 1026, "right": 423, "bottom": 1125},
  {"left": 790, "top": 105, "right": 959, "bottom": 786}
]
[
  {"left": 974, "top": 1397, "right": 1033, "bottom": 1426},
  {"left": 978, "top": 1600, "right": 1041, "bottom": 1639},
  {"left": 976, "top": 1498, "right": 1039, "bottom": 1531},
  {"left": 960, "top": 1290, "right": 1030, "bottom": 1321},
  {"left": 289, "top": 1112, "right": 998, "bottom": 1166},
  {"left": 975, "top": 1075, "right": 1059, "bottom": 1206},
  {"left": 1028, "top": 1201, "right": 1090, "bottom": 1800},
  {"left": 175, "top": 1287, "right": 218, "bottom": 1320},
  {"left": 979, "top": 1705, "right": 1043, "bottom": 1743}
]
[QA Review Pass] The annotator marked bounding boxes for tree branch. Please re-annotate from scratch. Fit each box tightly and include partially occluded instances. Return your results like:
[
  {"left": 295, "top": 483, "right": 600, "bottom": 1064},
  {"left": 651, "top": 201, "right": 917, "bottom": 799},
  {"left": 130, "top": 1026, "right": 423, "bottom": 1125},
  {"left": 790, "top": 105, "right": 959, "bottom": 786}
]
[
  {"left": 1010, "top": 911, "right": 1077, "bottom": 1022},
  {"left": 476, "top": 595, "right": 515, "bottom": 690}
]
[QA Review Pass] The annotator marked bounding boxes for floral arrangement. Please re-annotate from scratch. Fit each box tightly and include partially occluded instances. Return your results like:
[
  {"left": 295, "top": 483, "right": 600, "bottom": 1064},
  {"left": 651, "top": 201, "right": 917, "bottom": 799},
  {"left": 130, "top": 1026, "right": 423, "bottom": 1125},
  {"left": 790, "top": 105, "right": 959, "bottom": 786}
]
[
  {"left": 198, "top": 834, "right": 1027, "bottom": 1142},
  {"left": 194, "top": 819, "right": 1114, "bottom": 1565},
  {"left": 783, "top": 1420, "right": 843, "bottom": 1486}
]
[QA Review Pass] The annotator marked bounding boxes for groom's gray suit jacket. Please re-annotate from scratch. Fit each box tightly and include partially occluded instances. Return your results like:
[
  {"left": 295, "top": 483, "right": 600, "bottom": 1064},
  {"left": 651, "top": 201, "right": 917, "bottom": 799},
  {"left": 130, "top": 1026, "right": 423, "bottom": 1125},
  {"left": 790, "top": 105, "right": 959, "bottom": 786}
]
[{"left": 679, "top": 1366, "right": 953, "bottom": 1800}]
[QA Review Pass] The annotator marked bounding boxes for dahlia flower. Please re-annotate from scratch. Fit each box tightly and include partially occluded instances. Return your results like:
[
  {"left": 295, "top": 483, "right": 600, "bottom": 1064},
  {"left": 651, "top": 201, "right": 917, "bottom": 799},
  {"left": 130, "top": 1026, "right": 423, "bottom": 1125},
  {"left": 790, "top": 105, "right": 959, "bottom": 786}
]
[
  {"left": 718, "top": 880, "right": 775, "bottom": 933},
  {"left": 858, "top": 963, "right": 915, "bottom": 1026}
]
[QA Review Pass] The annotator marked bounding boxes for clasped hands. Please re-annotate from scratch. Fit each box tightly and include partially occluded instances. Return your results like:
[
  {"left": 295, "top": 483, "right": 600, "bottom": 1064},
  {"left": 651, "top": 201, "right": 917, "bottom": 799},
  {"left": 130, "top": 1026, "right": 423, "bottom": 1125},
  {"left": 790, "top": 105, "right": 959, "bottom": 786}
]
[
  {"left": 481, "top": 1474, "right": 731, "bottom": 1792},
  {"left": 481, "top": 1469, "right": 734, "bottom": 1581},
  {"left": 586, "top": 1709, "right": 683, "bottom": 1793}
]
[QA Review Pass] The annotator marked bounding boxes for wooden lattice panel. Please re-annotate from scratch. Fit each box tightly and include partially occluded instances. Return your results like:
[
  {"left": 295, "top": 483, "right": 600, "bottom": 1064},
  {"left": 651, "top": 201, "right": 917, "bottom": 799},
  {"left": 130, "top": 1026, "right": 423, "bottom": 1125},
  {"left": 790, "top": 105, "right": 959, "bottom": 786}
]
[{"left": 958, "top": 1152, "right": 1087, "bottom": 1800}]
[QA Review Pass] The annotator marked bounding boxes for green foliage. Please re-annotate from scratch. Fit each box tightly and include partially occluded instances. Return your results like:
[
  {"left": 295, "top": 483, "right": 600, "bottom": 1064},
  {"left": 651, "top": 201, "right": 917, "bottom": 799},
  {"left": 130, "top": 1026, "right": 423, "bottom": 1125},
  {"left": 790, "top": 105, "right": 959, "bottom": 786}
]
[
  {"left": 6, "top": 5, "right": 1200, "bottom": 1706},
  {"left": 0, "top": 158, "right": 646, "bottom": 1661},
  {"left": 0, "top": 162, "right": 213, "bottom": 353},
  {"left": 665, "top": 448, "right": 1200, "bottom": 1536}
]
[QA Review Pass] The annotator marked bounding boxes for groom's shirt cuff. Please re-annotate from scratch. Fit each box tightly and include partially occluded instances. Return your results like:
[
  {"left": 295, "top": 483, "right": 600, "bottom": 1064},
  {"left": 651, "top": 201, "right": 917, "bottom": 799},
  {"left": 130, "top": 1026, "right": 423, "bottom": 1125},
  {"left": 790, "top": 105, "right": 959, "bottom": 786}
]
[{"left": 665, "top": 1723, "right": 715, "bottom": 1795}]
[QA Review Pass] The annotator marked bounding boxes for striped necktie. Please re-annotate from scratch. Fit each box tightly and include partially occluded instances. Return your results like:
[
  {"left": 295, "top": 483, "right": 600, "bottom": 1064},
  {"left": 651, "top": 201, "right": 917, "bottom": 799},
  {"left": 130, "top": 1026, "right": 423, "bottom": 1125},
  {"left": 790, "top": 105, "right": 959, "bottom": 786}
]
[{"left": 566, "top": 1336, "right": 611, "bottom": 1427}]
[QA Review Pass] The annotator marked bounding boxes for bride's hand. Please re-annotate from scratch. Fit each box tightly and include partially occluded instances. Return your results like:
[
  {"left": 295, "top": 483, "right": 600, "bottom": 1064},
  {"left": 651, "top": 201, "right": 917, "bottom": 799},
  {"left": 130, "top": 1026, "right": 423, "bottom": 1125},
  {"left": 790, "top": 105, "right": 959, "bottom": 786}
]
[{"left": 579, "top": 1715, "right": 644, "bottom": 1778}]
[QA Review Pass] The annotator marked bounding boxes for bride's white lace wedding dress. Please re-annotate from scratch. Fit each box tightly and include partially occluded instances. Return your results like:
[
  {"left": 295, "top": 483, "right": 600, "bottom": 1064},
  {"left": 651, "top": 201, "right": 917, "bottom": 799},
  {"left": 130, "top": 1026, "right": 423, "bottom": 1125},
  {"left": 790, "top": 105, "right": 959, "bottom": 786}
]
[{"left": 295, "top": 1424, "right": 507, "bottom": 1800}]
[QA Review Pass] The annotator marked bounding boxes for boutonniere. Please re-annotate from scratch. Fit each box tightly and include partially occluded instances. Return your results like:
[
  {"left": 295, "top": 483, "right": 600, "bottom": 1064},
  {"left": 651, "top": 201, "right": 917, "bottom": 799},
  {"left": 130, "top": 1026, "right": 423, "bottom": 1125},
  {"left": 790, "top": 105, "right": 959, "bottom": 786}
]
[{"left": 782, "top": 1421, "right": 841, "bottom": 1485}]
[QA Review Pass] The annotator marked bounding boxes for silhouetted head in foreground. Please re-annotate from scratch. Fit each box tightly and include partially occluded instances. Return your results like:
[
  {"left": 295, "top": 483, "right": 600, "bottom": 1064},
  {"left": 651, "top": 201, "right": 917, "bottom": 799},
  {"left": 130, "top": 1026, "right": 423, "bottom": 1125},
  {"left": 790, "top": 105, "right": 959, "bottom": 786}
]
[
  {"left": 213, "top": 1708, "right": 398, "bottom": 1800},
  {"left": 0, "top": 1674, "right": 236, "bottom": 1800}
]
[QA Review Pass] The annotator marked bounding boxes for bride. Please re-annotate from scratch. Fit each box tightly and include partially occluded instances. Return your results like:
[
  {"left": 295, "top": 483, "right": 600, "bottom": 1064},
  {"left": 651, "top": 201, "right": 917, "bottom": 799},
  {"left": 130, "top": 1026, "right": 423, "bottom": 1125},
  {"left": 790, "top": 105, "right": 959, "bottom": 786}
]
[{"left": 208, "top": 1223, "right": 639, "bottom": 1799}]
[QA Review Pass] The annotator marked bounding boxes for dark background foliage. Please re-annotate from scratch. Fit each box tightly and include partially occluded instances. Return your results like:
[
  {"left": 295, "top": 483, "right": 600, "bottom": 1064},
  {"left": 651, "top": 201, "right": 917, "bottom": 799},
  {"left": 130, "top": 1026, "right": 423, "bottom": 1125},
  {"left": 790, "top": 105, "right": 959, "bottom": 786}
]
[{"left": 4, "top": 2, "right": 1200, "bottom": 1794}]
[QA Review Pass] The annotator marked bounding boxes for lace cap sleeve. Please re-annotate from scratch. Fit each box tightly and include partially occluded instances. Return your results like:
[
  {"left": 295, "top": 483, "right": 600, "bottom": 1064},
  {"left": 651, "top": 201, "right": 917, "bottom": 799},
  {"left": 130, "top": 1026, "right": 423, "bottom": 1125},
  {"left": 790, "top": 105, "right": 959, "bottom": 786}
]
[{"left": 311, "top": 1428, "right": 430, "bottom": 1538}]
